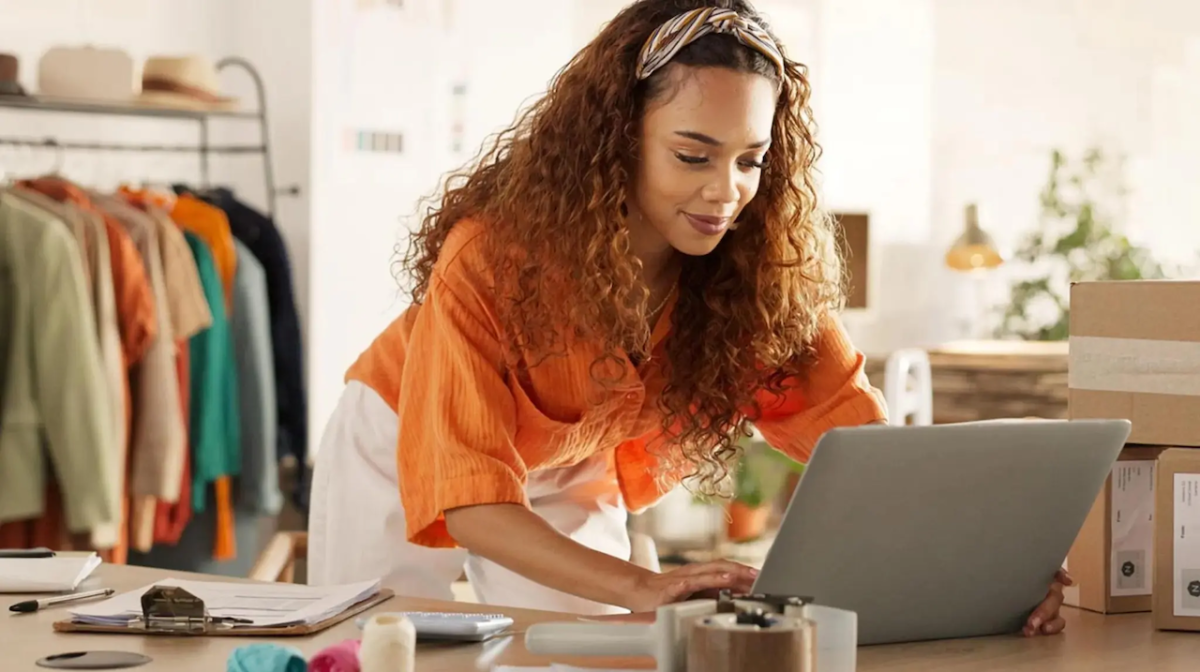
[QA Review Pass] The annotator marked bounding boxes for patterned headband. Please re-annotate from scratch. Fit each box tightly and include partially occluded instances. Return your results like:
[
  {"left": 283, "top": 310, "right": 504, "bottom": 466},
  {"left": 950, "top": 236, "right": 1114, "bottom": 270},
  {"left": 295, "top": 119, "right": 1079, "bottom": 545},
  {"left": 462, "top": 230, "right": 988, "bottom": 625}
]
[{"left": 636, "top": 7, "right": 785, "bottom": 81}]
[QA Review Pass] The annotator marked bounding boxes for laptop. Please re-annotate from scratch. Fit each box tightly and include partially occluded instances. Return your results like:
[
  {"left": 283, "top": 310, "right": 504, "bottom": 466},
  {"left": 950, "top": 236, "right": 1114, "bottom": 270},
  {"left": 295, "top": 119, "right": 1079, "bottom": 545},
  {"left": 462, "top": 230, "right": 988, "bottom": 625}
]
[{"left": 751, "top": 419, "right": 1131, "bottom": 645}]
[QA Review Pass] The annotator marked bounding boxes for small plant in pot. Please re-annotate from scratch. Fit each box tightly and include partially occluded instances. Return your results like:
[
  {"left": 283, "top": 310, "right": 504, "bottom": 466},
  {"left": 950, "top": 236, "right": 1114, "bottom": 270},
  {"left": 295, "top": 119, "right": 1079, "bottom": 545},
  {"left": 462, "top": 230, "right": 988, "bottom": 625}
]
[{"left": 726, "top": 430, "right": 805, "bottom": 542}]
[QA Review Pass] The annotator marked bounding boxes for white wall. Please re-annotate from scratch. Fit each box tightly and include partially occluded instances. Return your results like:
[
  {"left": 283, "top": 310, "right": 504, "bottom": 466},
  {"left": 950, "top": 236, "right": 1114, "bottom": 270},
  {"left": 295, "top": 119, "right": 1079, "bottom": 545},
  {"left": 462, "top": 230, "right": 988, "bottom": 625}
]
[
  {"left": 928, "top": 0, "right": 1200, "bottom": 338},
  {"left": 804, "top": 0, "right": 946, "bottom": 353},
  {"left": 801, "top": 0, "right": 1200, "bottom": 352},
  {"left": 307, "top": 0, "right": 584, "bottom": 451}
]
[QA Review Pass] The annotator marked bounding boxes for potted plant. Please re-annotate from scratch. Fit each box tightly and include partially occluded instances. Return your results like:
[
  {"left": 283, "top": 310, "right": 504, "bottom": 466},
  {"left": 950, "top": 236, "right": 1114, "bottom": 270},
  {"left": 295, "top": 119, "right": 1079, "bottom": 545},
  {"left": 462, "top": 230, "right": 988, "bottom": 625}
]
[
  {"left": 726, "top": 430, "right": 805, "bottom": 542},
  {"left": 995, "top": 147, "right": 1172, "bottom": 341}
]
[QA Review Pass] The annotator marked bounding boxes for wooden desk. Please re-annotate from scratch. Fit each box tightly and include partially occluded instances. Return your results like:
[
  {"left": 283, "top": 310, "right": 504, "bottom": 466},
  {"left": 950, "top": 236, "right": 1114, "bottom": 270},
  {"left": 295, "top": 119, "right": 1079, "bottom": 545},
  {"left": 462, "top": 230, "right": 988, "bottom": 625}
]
[{"left": 3, "top": 564, "right": 1199, "bottom": 671}]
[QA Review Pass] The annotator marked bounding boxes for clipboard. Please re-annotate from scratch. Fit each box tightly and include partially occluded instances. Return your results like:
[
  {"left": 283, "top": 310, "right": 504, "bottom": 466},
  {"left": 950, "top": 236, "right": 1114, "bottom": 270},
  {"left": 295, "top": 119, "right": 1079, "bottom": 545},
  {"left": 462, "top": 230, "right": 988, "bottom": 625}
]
[{"left": 53, "top": 585, "right": 395, "bottom": 637}]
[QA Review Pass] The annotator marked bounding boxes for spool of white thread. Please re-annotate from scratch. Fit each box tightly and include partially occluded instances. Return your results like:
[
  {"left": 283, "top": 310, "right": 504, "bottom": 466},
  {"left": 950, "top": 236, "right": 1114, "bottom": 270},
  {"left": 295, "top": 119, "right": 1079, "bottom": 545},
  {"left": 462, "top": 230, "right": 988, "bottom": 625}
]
[{"left": 359, "top": 613, "right": 417, "bottom": 672}]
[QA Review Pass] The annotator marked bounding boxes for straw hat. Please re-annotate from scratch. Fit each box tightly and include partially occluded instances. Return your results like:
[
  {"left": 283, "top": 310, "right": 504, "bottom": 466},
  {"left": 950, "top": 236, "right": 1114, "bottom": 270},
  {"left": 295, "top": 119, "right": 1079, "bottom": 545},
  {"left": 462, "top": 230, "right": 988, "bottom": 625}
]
[{"left": 136, "top": 56, "right": 238, "bottom": 111}]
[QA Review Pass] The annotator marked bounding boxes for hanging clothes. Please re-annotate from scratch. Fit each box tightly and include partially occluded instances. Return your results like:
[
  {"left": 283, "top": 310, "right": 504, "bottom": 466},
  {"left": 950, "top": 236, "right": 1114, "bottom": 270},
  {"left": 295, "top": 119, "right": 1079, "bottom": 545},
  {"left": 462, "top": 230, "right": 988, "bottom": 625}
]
[
  {"left": 0, "top": 191, "right": 118, "bottom": 536},
  {"left": 0, "top": 188, "right": 125, "bottom": 554},
  {"left": 94, "top": 195, "right": 189, "bottom": 555},
  {"left": 172, "top": 194, "right": 237, "bottom": 308},
  {"left": 147, "top": 205, "right": 213, "bottom": 340},
  {"left": 19, "top": 178, "right": 159, "bottom": 565},
  {"left": 113, "top": 195, "right": 214, "bottom": 553},
  {"left": 182, "top": 230, "right": 241, "bottom": 561},
  {"left": 128, "top": 241, "right": 281, "bottom": 577},
  {"left": 203, "top": 187, "right": 308, "bottom": 511},
  {"left": 152, "top": 341, "right": 194, "bottom": 545},
  {"left": 231, "top": 238, "right": 282, "bottom": 515},
  {"left": 4, "top": 188, "right": 124, "bottom": 459},
  {"left": 121, "top": 187, "right": 246, "bottom": 560}
]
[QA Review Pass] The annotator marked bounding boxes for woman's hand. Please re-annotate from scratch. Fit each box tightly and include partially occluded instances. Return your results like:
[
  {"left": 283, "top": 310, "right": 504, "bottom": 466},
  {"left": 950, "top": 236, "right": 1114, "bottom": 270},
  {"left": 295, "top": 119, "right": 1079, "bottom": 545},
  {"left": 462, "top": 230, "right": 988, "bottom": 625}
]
[
  {"left": 1023, "top": 567, "right": 1072, "bottom": 637},
  {"left": 446, "top": 503, "right": 757, "bottom": 612},
  {"left": 623, "top": 561, "right": 759, "bottom": 613}
]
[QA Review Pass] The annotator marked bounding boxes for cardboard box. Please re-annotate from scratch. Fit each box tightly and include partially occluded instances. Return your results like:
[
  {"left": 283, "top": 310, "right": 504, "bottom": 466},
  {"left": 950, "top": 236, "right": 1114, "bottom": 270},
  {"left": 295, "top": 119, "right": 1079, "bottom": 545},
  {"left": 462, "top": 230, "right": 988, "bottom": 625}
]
[
  {"left": 1065, "top": 445, "right": 1164, "bottom": 614},
  {"left": 1069, "top": 281, "right": 1200, "bottom": 447},
  {"left": 1153, "top": 448, "right": 1200, "bottom": 631}
]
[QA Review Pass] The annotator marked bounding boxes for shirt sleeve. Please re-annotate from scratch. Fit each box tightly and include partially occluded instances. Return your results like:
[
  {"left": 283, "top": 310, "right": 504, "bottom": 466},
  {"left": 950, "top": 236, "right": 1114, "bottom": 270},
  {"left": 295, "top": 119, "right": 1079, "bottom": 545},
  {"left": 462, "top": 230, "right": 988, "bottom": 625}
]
[
  {"left": 752, "top": 312, "right": 889, "bottom": 463},
  {"left": 397, "top": 264, "right": 528, "bottom": 548}
]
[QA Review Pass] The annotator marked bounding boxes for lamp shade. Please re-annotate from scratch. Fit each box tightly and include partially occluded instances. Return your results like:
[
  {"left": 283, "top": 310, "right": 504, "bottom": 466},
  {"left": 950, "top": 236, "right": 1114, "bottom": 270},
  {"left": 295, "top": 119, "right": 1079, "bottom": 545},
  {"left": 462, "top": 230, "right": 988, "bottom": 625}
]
[{"left": 945, "top": 203, "right": 1003, "bottom": 271}]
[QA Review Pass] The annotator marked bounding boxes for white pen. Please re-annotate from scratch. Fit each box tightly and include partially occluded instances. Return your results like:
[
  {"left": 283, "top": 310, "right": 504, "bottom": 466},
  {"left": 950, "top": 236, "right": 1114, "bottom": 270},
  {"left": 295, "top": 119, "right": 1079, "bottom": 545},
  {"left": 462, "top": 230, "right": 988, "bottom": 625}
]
[{"left": 9, "top": 588, "right": 115, "bottom": 613}]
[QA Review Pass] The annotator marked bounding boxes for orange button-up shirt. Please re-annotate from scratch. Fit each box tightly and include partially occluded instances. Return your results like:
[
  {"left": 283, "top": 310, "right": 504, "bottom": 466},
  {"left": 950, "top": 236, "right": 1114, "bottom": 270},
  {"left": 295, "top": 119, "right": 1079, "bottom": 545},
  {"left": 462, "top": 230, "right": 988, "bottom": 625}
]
[{"left": 347, "top": 219, "right": 888, "bottom": 548}]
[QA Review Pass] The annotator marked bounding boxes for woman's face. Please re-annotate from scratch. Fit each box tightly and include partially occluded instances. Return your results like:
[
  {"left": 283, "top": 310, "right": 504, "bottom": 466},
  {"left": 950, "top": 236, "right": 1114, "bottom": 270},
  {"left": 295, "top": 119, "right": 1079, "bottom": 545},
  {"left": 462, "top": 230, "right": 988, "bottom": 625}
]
[{"left": 629, "top": 65, "right": 777, "bottom": 258}]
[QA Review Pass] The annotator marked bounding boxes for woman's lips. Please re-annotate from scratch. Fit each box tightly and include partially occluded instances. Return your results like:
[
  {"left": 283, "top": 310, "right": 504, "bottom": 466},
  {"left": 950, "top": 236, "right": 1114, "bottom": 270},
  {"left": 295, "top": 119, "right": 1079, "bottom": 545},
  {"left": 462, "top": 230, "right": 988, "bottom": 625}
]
[{"left": 684, "top": 213, "right": 732, "bottom": 236}]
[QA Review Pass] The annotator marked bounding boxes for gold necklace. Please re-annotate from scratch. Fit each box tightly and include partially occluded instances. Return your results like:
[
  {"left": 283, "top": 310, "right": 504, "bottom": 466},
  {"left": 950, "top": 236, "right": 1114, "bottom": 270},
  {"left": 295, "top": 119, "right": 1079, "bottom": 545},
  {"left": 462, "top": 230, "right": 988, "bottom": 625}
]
[{"left": 647, "top": 286, "right": 674, "bottom": 322}]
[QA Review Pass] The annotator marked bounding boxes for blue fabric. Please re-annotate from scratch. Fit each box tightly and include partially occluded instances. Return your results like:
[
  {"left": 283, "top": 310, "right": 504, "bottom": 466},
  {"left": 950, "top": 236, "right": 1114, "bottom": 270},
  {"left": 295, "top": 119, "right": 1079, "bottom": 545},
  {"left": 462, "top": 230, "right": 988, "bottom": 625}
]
[
  {"left": 231, "top": 238, "right": 282, "bottom": 516},
  {"left": 227, "top": 643, "right": 307, "bottom": 672}
]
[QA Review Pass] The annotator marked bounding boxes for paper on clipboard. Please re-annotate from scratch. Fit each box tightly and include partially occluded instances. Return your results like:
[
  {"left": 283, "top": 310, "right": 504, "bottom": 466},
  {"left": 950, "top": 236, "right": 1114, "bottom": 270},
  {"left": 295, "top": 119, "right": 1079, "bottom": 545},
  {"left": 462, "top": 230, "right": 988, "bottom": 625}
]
[
  {"left": 0, "top": 552, "right": 102, "bottom": 593},
  {"left": 69, "top": 577, "right": 381, "bottom": 627}
]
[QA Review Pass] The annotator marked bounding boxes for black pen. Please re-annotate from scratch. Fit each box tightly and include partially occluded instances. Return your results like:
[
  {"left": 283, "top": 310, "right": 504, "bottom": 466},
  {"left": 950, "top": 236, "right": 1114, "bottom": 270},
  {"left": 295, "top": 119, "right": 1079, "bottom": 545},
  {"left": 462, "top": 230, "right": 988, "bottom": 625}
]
[{"left": 9, "top": 588, "right": 115, "bottom": 613}]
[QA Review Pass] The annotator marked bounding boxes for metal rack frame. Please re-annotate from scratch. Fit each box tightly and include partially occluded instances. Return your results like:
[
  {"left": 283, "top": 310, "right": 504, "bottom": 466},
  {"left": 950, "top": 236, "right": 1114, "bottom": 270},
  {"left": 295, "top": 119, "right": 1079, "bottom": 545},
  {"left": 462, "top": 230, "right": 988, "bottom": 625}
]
[{"left": 0, "top": 57, "right": 298, "bottom": 218}]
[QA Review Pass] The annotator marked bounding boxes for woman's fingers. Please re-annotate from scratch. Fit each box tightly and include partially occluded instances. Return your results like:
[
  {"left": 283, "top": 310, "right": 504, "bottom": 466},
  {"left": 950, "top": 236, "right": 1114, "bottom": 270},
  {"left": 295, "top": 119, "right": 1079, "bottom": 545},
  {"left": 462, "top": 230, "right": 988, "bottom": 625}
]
[
  {"left": 1024, "top": 582, "right": 1066, "bottom": 636},
  {"left": 667, "top": 571, "right": 753, "bottom": 602},
  {"left": 1041, "top": 616, "right": 1067, "bottom": 635},
  {"left": 1055, "top": 568, "right": 1075, "bottom": 587},
  {"left": 676, "top": 560, "right": 759, "bottom": 580}
]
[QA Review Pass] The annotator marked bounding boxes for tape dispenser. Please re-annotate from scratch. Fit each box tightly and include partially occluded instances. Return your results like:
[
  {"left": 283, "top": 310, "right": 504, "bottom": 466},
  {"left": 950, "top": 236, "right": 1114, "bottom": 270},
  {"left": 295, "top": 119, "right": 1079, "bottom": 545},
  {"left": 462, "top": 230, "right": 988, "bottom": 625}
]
[{"left": 524, "top": 591, "right": 856, "bottom": 672}]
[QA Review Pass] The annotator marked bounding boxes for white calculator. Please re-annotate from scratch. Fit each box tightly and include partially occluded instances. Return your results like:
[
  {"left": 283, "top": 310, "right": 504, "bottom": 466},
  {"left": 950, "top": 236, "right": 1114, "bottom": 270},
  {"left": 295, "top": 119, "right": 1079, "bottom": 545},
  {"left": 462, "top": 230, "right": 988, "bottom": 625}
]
[{"left": 355, "top": 611, "right": 515, "bottom": 641}]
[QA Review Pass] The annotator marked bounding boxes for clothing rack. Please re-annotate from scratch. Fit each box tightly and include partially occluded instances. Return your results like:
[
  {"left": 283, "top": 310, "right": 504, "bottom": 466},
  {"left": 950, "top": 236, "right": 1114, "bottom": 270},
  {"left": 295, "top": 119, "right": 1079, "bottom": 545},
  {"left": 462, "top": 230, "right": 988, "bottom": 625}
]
[{"left": 0, "top": 57, "right": 299, "bottom": 218}]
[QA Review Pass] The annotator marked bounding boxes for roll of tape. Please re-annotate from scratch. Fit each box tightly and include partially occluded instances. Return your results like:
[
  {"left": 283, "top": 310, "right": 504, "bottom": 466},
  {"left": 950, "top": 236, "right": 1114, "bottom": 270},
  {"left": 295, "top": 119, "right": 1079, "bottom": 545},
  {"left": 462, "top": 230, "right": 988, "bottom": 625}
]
[
  {"left": 360, "top": 614, "right": 416, "bottom": 672},
  {"left": 687, "top": 611, "right": 816, "bottom": 672}
]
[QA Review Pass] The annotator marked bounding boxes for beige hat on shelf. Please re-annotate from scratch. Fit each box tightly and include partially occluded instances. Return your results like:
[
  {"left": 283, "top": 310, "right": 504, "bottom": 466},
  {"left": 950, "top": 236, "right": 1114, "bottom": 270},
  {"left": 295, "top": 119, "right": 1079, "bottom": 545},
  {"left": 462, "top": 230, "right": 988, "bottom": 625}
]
[
  {"left": 136, "top": 55, "right": 239, "bottom": 111},
  {"left": 36, "top": 46, "right": 138, "bottom": 104}
]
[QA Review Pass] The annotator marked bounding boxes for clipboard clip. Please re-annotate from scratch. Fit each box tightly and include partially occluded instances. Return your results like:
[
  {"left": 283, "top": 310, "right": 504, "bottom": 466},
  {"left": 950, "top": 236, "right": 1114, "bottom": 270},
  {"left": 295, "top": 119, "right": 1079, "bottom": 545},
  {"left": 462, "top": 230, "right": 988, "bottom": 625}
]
[{"left": 138, "top": 586, "right": 252, "bottom": 634}]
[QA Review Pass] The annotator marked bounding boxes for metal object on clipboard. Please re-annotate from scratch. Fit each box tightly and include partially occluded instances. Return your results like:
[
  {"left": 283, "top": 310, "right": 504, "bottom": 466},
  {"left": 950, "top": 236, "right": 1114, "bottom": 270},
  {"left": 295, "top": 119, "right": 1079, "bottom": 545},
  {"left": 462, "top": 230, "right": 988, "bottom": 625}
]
[{"left": 138, "top": 586, "right": 250, "bottom": 634}]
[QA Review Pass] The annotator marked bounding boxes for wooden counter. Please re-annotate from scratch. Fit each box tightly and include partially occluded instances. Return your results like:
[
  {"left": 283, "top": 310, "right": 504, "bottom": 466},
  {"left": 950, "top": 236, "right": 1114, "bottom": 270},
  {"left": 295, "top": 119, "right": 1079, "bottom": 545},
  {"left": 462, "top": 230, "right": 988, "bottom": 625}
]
[
  {"left": 3, "top": 564, "right": 1198, "bottom": 671},
  {"left": 865, "top": 340, "right": 1070, "bottom": 424}
]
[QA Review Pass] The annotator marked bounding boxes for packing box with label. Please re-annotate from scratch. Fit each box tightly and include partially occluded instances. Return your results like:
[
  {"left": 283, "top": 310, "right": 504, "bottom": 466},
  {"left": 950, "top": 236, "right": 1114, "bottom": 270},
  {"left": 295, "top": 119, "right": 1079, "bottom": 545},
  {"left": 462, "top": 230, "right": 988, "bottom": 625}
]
[
  {"left": 1069, "top": 280, "right": 1200, "bottom": 447},
  {"left": 1153, "top": 448, "right": 1200, "bottom": 631},
  {"left": 1065, "top": 445, "right": 1164, "bottom": 614}
]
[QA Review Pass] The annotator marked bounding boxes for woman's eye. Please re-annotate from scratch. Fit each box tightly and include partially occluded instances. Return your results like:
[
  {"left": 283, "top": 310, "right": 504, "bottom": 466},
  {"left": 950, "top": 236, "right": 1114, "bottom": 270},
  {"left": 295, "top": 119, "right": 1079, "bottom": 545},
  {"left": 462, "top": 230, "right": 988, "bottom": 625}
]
[
  {"left": 674, "top": 152, "right": 707, "bottom": 165},
  {"left": 740, "top": 158, "right": 767, "bottom": 170}
]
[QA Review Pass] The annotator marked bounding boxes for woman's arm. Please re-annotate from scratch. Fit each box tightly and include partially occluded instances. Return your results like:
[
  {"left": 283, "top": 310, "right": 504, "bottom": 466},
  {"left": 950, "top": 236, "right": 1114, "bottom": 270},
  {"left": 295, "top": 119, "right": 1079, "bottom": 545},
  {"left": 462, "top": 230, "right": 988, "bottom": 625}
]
[
  {"left": 752, "top": 314, "right": 889, "bottom": 463},
  {"left": 445, "top": 502, "right": 757, "bottom": 612}
]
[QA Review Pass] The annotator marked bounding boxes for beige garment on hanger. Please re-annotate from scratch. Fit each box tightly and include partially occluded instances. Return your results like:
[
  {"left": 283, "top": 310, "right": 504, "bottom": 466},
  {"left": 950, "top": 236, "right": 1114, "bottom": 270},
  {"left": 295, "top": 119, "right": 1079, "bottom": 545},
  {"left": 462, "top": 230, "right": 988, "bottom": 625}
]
[
  {"left": 95, "top": 198, "right": 187, "bottom": 481},
  {"left": 145, "top": 205, "right": 212, "bottom": 341}
]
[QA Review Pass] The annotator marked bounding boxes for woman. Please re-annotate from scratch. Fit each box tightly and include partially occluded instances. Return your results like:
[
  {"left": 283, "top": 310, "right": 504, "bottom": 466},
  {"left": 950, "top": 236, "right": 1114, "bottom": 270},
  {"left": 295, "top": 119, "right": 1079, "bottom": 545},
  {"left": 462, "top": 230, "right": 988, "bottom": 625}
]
[{"left": 309, "top": 0, "right": 1070, "bottom": 635}]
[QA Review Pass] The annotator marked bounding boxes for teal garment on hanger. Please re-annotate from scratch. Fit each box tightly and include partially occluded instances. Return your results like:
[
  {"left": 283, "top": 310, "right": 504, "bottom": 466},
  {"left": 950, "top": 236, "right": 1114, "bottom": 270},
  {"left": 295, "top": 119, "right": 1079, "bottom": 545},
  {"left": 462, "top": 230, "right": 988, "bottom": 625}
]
[{"left": 183, "top": 230, "right": 240, "bottom": 513}]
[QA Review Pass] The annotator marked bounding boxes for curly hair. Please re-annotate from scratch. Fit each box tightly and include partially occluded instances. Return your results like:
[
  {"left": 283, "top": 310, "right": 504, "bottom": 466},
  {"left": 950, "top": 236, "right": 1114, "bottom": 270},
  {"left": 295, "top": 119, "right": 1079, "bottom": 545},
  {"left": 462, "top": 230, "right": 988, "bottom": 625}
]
[{"left": 400, "top": 0, "right": 845, "bottom": 492}]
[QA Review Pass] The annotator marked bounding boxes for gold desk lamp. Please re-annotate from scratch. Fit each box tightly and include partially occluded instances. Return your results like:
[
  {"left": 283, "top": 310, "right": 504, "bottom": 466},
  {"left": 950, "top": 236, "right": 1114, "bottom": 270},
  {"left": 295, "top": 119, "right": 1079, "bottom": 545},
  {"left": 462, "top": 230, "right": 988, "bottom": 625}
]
[{"left": 945, "top": 203, "right": 1003, "bottom": 272}]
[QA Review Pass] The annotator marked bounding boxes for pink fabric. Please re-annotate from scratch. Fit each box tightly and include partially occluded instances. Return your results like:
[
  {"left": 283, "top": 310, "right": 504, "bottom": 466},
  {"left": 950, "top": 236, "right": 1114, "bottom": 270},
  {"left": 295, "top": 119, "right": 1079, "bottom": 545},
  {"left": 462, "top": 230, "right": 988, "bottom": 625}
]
[{"left": 309, "top": 639, "right": 361, "bottom": 672}]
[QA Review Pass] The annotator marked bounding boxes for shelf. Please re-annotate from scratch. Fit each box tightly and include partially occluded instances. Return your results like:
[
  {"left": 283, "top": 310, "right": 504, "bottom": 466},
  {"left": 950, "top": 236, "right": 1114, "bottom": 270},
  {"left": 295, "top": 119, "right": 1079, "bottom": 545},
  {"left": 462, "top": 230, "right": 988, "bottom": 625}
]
[
  {"left": 0, "top": 137, "right": 266, "bottom": 154},
  {"left": 0, "top": 96, "right": 260, "bottom": 121}
]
